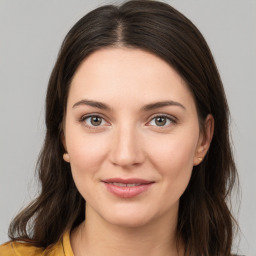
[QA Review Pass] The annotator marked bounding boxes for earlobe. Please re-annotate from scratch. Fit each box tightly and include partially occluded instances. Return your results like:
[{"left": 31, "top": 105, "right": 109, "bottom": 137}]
[
  {"left": 193, "top": 114, "right": 214, "bottom": 166},
  {"left": 63, "top": 152, "right": 70, "bottom": 162},
  {"left": 61, "top": 131, "right": 70, "bottom": 163}
]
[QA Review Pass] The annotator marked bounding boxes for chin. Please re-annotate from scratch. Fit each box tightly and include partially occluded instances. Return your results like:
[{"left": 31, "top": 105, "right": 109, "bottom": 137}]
[
  {"left": 106, "top": 214, "right": 152, "bottom": 228},
  {"left": 99, "top": 205, "right": 160, "bottom": 229}
]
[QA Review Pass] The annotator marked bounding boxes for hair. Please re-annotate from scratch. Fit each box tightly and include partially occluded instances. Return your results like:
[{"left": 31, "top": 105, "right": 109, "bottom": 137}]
[{"left": 8, "top": 1, "right": 238, "bottom": 255}]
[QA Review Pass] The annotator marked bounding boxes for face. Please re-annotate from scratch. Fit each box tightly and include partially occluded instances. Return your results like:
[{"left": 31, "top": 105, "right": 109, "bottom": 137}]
[{"left": 62, "top": 47, "right": 212, "bottom": 228}]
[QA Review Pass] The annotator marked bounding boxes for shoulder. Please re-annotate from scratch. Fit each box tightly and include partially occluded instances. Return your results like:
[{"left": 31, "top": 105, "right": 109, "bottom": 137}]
[
  {"left": 0, "top": 241, "right": 64, "bottom": 256},
  {"left": 0, "top": 241, "right": 43, "bottom": 256},
  {"left": 0, "top": 231, "right": 73, "bottom": 256}
]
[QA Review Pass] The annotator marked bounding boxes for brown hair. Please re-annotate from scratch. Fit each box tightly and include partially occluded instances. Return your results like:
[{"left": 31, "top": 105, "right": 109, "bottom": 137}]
[{"left": 9, "top": 1, "right": 238, "bottom": 255}]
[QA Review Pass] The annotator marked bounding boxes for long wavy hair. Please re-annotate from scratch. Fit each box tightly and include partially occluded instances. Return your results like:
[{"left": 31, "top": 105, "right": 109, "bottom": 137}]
[{"left": 9, "top": 1, "right": 238, "bottom": 255}]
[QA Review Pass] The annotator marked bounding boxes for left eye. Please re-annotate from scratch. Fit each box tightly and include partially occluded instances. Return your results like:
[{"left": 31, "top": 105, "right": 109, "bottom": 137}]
[{"left": 148, "top": 116, "right": 174, "bottom": 127}]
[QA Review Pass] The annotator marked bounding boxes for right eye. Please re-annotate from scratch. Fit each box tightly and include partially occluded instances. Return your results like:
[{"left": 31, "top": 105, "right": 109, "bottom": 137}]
[{"left": 80, "top": 115, "right": 108, "bottom": 128}]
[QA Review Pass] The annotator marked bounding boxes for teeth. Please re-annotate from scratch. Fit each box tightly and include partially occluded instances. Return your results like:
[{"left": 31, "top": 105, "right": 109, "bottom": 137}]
[
  {"left": 111, "top": 182, "right": 141, "bottom": 187},
  {"left": 112, "top": 182, "right": 127, "bottom": 187},
  {"left": 127, "top": 183, "right": 141, "bottom": 187}
]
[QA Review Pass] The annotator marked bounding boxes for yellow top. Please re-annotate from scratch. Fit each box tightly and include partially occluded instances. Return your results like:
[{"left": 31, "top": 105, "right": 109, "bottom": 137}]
[{"left": 0, "top": 231, "right": 74, "bottom": 256}]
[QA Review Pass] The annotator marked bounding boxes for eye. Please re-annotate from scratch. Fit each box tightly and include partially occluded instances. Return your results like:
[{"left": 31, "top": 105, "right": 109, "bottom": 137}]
[
  {"left": 81, "top": 115, "right": 108, "bottom": 128},
  {"left": 148, "top": 115, "right": 175, "bottom": 127}
]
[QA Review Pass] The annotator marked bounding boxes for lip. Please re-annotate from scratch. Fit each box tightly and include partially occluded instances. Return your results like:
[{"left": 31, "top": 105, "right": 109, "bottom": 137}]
[{"left": 102, "top": 178, "right": 154, "bottom": 198}]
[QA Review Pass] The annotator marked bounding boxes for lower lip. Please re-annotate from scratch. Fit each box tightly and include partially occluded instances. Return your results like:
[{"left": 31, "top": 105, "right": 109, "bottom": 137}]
[{"left": 103, "top": 183, "right": 153, "bottom": 198}]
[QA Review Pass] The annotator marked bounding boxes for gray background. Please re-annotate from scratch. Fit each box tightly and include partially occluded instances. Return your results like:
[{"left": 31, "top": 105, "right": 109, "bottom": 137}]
[{"left": 0, "top": 0, "right": 255, "bottom": 255}]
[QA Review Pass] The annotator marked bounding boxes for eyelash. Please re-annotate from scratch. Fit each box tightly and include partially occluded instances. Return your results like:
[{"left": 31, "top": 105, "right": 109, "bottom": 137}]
[
  {"left": 79, "top": 114, "right": 108, "bottom": 129},
  {"left": 148, "top": 114, "right": 177, "bottom": 128},
  {"left": 79, "top": 113, "right": 177, "bottom": 129}
]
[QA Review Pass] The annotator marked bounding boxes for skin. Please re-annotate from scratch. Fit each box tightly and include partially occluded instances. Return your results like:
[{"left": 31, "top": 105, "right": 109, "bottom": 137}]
[{"left": 62, "top": 47, "right": 214, "bottom": 256}]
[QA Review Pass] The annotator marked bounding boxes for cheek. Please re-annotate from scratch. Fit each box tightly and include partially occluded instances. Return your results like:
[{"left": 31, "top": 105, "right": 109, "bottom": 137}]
[
  {"left": 147, "top": 132, "right": 198, "bottom": 185},
  {"left": 66, "top": 132, "right": 110, "bottom": 200},
  {"left": 150, "top": 134, "right": 197, "bottom": 165},
  {"left": 66, "top": 130, "right": 109, "bottom": 176},
  {"left": 152, "top": 139, "right": 195, "bottom": 209}
]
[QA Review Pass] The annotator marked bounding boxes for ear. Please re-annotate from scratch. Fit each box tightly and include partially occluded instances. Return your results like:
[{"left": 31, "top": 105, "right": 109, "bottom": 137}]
[
  {"left": 61, "top": 131, "right": 70, "bottom": 163},
  {"left": 193, "top": 114, "right": 214, "bottom": 166},
  {"left": 63, "top": 152, "right": 70, "bottom": 163}
]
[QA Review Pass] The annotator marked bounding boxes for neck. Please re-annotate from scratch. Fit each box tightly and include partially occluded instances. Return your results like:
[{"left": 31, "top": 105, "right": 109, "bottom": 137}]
[{"left": 71, "top": 206, "right": 184, "bottom": 256}]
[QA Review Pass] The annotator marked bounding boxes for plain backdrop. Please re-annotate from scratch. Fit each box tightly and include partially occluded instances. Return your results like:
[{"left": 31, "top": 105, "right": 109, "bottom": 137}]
[{"left": 0, "top": 0, "right": 255, "bottom": 255}]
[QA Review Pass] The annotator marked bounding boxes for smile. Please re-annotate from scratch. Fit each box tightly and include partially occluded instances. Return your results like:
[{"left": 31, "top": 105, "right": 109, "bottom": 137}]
[
  {"left": 102, "top": 178, "right": 154, "bottom": 198},
  {"left": 108, "top": 182, "right": 142, "bottom": 187}
]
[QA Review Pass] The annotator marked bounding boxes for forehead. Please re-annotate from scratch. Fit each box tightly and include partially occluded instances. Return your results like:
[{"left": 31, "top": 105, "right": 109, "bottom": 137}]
[{"left": 68, "top": 47, "right": 196, "bottom": 111}]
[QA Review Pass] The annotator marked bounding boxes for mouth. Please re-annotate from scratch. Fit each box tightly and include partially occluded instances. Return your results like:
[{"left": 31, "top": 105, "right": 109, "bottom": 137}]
[
  {"left": 107, "top": 182, "right": 144, "bottom": 187},
  {"left": 102, "top": 178, "right": 154, "bottom": 198}
]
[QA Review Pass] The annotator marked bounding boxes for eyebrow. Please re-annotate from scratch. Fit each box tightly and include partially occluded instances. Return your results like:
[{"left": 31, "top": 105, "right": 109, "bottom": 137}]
[
  {"left": 73, "top": 99, "right": 111, "bottom": 111},
  {"left": 72, "top": 99, "right": 185, "bottom": 111},
  {"left": 141, "top": 101, "right": 186, "bottom": 111}
]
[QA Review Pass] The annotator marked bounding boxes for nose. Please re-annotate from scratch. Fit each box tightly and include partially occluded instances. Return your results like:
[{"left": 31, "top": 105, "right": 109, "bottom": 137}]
[{"left": 109, "top": 124, "right": 145, "bottom": 168}]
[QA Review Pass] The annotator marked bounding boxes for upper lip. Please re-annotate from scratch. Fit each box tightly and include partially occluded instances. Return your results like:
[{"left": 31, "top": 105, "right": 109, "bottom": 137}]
[{"left": 102, "top": 178, "right": 154, "bottom": 184}]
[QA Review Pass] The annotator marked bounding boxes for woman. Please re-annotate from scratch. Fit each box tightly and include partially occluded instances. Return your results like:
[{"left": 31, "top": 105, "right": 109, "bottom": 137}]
[{"left": 0, "top": 0, "right": 238, "bottom": 255}]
